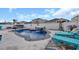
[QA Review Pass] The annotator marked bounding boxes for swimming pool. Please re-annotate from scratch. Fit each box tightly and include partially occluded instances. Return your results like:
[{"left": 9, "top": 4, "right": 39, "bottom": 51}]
[{"left": 15, "top": 29, "right": 50, "bottom": 41}]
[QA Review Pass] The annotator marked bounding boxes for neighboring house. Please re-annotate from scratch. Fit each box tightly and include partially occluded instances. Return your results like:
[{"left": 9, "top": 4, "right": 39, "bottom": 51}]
[
  {"left": 32, "top": 18, "right": 48, "bottom": 23},
  {"left": 71, "top": 15, "right": 79, "bottom": 22},
  {"left": 18, "top": 21, "right": 28, "bottom": 24},
  {"left": 47, "top": 18, "right": 69, "bottom": 23}
]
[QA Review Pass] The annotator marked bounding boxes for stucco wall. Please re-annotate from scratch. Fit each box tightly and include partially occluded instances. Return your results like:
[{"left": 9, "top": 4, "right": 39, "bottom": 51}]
[
  {"left": 1, "top": 22, "right": 77, "bottom": 31},
  {"left": 24, "top": 22, "right": 77, "bottom": 31},
  {"left": 24, "top": 23, "right": 59, "bottom": 30}
]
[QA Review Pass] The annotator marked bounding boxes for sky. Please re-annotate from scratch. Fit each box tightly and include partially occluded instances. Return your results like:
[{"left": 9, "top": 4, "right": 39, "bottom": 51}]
[{"left": 0, "top": 8, "right": 79, "bottom": 22}]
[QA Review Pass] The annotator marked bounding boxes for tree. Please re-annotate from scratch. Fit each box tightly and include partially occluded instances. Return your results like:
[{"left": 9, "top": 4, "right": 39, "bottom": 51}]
[{"left": 13, "top": 19, "right": 17, "bottom": 24}]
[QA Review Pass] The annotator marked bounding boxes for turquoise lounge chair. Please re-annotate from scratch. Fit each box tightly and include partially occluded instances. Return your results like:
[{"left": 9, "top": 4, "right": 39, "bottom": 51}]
[
  {"left": 55, "top": 32, "right": 74, "bottom": 36},
  {"left": 55, "top": 31, "right": 79, "bottom": 39},
  {"left": 52, "top": 35, "right": 79, "bottom": 50}
]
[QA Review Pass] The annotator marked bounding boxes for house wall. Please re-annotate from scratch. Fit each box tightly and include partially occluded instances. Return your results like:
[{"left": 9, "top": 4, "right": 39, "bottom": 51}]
[
  {"left": 24, "top": 22, "right": 77, "bottom": 31},
  {"left": 24, "top": 23, "right": 59, "bottom": 30},
  {"left": 1, "top": 22, "right": 77, "bottom": 31}
]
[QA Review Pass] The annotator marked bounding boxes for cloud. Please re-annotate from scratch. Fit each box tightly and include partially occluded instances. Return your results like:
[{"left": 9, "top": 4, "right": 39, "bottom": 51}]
[
  {"left": 16, "top": 13, "right": 36, "bottom": 22},
  {"left": 16, "top": 13, "right": 51, "bottom": 22},
  {"left": 52, "top": 8, "right": 79, "bottom": 19},
  {"left": 45, "top": 9, "right": 56, "bottom": 14},
  {"left": 15, "top": 8, "right": 79, "bottom": 21},
  {"left": 33, "top": 14, "right": 50, "bottom": 19},
  {"left": 0, "top": 19, "right": 7, "bottom": 22},
  {"left": 9, "top": 8, "right": 16, "bottom": 13}
]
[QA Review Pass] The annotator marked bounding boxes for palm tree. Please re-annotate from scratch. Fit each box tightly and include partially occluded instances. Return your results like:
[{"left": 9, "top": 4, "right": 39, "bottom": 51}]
[{"left": 13, "top": 19, "right": 17, "bottom": 24}]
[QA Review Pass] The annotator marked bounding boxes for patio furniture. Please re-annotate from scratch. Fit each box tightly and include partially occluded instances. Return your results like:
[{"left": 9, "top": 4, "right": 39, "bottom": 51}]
[
  {"left": 13, "top": 25, "right": 24, "bottom": 29},
  {"left": 55, "top": 28, "right": 79, "bottom": 36},
  {"left": 52, "top": 35, "right": 79, "bottom": 50},
  {"left": 6, "top": 27, "right": 12, "bottom": 29},
  {"left": 55, "top": 31, "right": 79, "bottom": 39}
]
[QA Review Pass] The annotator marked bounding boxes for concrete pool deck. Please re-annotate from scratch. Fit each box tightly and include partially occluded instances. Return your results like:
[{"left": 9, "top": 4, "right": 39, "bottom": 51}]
[{"left": 0, "top": 29, "right": 58, "bottom": 50}]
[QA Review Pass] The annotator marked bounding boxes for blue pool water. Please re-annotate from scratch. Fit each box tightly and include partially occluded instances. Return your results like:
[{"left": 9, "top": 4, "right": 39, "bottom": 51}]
[{"left": 15, "top": 29, "right": 50, "bottom": 41}]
